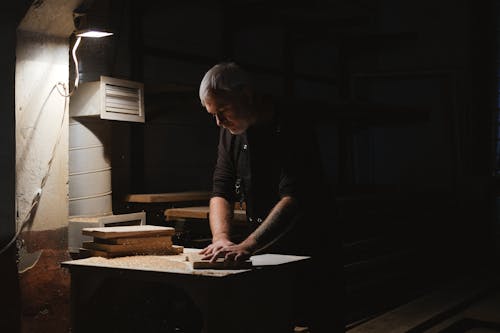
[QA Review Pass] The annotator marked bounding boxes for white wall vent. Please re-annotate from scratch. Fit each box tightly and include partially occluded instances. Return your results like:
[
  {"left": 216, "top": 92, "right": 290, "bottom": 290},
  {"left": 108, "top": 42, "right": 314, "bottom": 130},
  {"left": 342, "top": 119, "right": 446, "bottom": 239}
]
[{"left": 70, "top": 75, "right": 145, "bottom": 123}]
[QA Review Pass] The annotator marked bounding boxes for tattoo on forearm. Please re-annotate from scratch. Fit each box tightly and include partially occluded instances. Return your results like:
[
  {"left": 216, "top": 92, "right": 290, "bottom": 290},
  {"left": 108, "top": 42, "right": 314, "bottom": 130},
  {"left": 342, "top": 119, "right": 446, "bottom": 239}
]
[{"left": 252, "top": 200, "right": 297, "bottom": 250}]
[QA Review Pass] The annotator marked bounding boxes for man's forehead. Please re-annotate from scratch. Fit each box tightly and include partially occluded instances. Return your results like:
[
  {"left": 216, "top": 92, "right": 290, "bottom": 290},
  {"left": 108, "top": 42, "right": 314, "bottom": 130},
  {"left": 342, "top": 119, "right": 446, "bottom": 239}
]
[
  {"left": 208, "top": 87, "right": 247, "bottom": 100},
  {"left": 205, "top": 93, "right": 234, "bottom": 105}
]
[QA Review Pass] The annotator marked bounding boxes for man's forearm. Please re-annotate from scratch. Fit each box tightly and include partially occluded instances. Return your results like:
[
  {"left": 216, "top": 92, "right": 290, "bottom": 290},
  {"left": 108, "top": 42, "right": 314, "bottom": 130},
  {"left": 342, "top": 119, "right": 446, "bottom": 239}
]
[
  {"left": 209, "top": 196, "right": 234, "bottom": 242},
  {"left": 243, "top": 196, "right": 298, "bottom": 252}
]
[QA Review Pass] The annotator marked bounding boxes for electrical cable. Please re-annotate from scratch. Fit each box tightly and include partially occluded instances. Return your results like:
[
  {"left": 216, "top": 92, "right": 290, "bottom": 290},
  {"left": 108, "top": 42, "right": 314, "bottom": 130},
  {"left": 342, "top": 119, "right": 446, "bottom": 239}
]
[
  {"left": 55, "top": 35, "right": 81, "bottom": 98},
  {"left": 0, "top": 83, "right": 69, "bottom": 256},
  {"left": 72, "top": 36, "right": 81, "bottom": 92}
]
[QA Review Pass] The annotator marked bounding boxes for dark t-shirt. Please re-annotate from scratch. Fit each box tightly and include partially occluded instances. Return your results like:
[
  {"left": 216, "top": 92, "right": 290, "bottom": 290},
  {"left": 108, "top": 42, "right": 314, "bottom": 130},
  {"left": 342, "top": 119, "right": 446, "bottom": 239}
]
[
  {"left": 211, "top": 102, "right": 343, "bottom": 331},
  {"left": 211, "top": 101, "right": 331, "bottom": 255}
]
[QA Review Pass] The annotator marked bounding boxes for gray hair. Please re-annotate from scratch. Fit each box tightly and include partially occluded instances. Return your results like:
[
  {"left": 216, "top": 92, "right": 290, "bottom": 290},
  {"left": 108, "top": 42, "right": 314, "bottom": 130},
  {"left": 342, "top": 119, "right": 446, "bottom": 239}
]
[{"left": 199, "top": 62, "right": 252, "bottom": 106}]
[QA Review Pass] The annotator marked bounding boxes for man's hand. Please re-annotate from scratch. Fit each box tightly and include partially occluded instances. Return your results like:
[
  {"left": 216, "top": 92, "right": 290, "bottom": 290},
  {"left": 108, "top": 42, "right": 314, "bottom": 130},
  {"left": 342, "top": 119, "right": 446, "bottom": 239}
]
[
  {"left": 201, "top": 242, "right": 253, "bottom": 262},
  {"left": 200, "top": 236, "right": 258, "bottom": 262},
  {"left": 199, "top": 238, "right": 235, "bottom": 259}
]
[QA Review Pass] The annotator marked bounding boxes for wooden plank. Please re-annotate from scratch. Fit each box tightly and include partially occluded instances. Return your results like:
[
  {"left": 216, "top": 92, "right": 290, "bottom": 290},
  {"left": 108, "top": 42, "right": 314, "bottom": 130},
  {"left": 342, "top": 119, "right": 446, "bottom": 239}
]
[
  {"left": 186, "top": 252, "right": 253, "bottom": 270},
  {"left": 95, "top": 236, "right": 173, "bottom": 245},
  {"left": 82, "top": 225, "right": 175, "bottom": 239},
  {"left": 82, "top": 240, "right": 173, "bottom": 254},
  {"left": 164, "top": 206, "right": 246, "bottom": 222},
  {"left": 191, "top": 259, "right": 252, "bottom": 270},
  {"left": 124, "top": 191, "right": 211, "bottom": 203},
  {"left": 165, "top": 206, "right": 210, "bottom": 220},
  {"left": 79, "top": 244, "right": 184, "bottom": 258}
]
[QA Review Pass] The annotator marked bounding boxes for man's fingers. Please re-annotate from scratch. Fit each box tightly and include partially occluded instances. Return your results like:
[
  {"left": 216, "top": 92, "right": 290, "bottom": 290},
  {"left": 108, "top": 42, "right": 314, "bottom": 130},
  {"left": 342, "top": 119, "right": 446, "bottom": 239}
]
[
  {"left": 201, "top": 253, "right": 213, "bottom": 260},
  {"left": 210, "top": 248, "right": 225, "bottom": 262},
  {"left": 200, "top": 245, "right": 215, "bottom": 255},
  {"left": 205, "top": 245, "right": 247, "bottom": 262}
]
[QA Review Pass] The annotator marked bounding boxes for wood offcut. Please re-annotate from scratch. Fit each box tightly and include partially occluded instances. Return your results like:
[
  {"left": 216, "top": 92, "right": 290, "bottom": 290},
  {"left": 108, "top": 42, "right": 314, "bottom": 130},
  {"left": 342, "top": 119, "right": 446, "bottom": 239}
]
[{"left": 79, "top": 225, "right": 181, "bottom": 258}]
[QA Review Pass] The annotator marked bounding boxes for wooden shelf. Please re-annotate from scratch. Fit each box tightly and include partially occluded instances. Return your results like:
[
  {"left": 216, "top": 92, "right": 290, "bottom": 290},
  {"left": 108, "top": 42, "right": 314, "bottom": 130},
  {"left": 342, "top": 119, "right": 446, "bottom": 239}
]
[
  {"left": 125, "top": 191, "right": 211, "bottom": 204},
  {"left": 164, "top": 206, "right": 247, "bottom": 223}
]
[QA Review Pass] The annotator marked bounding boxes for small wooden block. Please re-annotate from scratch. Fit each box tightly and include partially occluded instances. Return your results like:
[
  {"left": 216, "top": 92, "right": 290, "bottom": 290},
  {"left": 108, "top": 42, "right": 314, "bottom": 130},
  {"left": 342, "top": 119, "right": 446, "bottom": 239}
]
[
  {"left": 171, "top": 244, "right": 184, "bottom": 254},
  {"left": 187, "top": 252, "right": 252, "bottom": 270},
  {"left": 191, "top": 260, "right": 252, "bottom": 269},
  {"left": 82, "top": 225, "right": 175, "bottom": 239}
]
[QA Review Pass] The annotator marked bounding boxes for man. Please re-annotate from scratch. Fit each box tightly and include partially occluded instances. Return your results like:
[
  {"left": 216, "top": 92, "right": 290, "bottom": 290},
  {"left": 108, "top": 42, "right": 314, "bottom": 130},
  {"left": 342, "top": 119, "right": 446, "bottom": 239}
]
[{"left": 198, "top": 62, "right": 342, "bottom": 332}]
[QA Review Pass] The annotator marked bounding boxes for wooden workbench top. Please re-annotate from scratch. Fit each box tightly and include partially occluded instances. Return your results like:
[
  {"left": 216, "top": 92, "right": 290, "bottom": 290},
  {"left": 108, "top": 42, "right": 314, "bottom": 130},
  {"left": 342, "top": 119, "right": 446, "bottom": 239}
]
[{"left": 61, "top": 248, "right": 310, "bottom": 277}]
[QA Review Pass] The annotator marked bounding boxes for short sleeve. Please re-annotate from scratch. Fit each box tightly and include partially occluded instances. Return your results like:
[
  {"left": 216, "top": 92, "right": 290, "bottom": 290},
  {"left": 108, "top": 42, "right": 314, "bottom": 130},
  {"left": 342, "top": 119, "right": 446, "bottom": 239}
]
[{"left": 211, "top": 129, "right": 236, "bottom": 203}]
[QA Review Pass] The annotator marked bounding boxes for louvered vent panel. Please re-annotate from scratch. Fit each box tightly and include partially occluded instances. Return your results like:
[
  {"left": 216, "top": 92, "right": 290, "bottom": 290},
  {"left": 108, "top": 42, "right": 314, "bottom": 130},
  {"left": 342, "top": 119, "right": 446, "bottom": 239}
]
[
  {"left": 104, "top": 84, "right": 141, "bottom": 116},
  {"left": 69, "top": 76, "right": 145, "bottom": 123}
]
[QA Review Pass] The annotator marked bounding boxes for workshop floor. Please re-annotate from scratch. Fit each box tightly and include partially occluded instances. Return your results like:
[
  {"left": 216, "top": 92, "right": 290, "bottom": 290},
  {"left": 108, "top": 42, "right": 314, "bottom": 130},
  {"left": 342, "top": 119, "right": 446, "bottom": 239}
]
[{"left": 346, "top": 269, "right": 500, "bottom": 333}]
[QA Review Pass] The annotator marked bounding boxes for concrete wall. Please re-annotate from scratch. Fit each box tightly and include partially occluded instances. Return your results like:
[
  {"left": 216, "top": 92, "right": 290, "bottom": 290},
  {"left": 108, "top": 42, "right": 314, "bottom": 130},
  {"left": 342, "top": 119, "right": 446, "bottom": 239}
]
[
  {"left": 16, "top": 0, "right": 83, "bottom": 232},
  {"left": 15, "top": 30, "right": 69, "bottom": 231},
  {"left": 15, "top": 1, "right": 83, "bottom": 332}
]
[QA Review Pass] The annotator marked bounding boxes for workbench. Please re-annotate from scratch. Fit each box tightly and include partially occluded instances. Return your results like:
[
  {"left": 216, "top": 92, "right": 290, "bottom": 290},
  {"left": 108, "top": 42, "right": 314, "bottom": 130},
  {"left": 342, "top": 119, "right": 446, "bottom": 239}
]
[
  {"left": 61, "top": 249, "right": 310, "bottom": 333},
  {"left": 123, "top": 191, "right": 211, "bottom": 226}
]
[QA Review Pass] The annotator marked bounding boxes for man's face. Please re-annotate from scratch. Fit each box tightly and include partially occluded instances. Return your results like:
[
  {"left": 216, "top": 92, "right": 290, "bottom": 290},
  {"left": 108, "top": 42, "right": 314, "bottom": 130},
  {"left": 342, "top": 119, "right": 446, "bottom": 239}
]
[{"left": 203, "top": 93, "right": 252, "bottom": 135}]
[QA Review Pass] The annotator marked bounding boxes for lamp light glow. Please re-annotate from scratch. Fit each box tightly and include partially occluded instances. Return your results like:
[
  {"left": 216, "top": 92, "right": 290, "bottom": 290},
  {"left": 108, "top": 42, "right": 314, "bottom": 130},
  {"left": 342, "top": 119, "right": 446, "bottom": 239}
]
[
  {"left": 70, "top": 0, "right": 114, "bottom": 95},
  {"left": 73, "top": 0, "right": 114, "bottom": 39},
  {"left": 75, "top": 30, "right": 113, "bottom": 38}
]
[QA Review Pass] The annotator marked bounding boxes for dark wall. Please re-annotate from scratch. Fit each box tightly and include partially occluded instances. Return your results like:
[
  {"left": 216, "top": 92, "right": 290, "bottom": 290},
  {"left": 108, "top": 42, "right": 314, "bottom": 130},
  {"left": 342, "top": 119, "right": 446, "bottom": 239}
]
[
  {"left": 0, "top": 10, "right": 19, "bottom": 333},
  {"left": 0, "top": 2, "right": 34, "bottom": 332},
  {"left": 77, "top": 0, "right": 499, "bottom": 324}
]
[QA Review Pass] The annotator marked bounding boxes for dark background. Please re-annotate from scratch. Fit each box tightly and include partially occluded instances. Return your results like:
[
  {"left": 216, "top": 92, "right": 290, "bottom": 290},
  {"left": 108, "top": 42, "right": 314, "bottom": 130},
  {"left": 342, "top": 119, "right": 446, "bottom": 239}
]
[
  {"left": 2, "top": 0, "right": 500, "bottom": 331},
  {"left": 75, "top": 0, "right": 500, "bottom": 325}
]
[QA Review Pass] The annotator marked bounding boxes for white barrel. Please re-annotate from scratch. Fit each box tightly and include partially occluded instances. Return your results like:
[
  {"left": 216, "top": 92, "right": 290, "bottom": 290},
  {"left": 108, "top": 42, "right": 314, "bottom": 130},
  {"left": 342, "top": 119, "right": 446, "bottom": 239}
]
[
  {"left": 69, "top": 194, "right": 113, "bottom": 217},
  {"left": 68, "top": 118, "right": 112, "bottom": 217}
]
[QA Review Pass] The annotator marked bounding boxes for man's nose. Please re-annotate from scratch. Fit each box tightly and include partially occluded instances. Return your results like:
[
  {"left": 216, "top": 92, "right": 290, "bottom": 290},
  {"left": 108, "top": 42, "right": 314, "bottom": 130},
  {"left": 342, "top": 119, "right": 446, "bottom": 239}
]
[{"left": 215, "top": 114, "right": 225, "bottom": 126}]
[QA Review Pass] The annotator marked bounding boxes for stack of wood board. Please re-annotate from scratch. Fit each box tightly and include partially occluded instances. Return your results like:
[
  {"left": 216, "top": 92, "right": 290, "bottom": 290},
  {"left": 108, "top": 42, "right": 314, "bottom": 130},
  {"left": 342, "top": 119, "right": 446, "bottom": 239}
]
[{"left": 79, "top": 225, "right": 183, "bottom": 258}]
